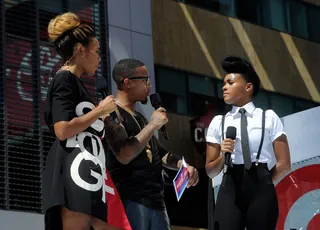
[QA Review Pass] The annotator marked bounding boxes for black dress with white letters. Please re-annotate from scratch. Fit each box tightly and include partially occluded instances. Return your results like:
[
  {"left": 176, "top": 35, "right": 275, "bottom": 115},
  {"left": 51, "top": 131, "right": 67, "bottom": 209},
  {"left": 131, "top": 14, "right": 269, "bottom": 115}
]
[{"left": 43, "top": 71, "right": 128, "bottom": 229}]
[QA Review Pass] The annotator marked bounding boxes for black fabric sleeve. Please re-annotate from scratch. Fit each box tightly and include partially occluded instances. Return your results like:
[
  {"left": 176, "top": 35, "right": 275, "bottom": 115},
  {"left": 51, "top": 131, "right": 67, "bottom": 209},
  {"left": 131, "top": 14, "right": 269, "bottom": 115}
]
[
  {"left": 51, "top": 72, "right": 78, "bottom": 124},
  {"left": 154, "top": 137, "right": 169, "bottom": 159}
]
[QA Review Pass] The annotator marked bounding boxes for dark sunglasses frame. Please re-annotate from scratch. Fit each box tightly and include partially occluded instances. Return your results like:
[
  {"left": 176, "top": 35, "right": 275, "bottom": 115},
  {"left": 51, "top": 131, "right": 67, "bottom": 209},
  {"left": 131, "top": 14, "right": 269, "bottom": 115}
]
[{"left": 121, "top": 76, "right": 150, "bottom": 83}]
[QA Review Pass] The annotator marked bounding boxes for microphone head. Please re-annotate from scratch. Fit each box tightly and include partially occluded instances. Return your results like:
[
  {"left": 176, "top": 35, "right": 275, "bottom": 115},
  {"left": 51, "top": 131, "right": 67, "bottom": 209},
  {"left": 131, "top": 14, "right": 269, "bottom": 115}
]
[
  {"left": 226, "top": 126, "right": 237, "bottom": 140},
  {"left": 96, "top": 77, "right": 108, "bottom": 93},
  {"left": 150, "top": 93, "right": 162, "bottom": 108}
]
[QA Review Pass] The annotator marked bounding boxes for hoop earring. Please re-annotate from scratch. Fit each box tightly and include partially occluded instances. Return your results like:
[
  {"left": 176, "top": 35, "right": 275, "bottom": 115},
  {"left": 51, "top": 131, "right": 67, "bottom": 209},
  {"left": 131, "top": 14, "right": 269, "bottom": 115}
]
[{"left": 63, "top": 51, "right": 78, "bottom": 66}]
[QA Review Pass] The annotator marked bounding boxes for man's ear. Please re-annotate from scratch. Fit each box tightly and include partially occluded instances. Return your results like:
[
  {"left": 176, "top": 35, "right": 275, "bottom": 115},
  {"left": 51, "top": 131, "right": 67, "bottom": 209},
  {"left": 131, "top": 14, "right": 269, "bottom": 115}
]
[{"left": 123, "top": 78, "right": 132, "bottom": 88}]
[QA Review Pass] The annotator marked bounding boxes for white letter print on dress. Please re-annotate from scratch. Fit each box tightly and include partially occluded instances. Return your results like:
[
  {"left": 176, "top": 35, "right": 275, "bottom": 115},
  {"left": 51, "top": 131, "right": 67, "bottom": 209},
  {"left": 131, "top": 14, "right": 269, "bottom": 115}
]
[{"left": 68, "top": 102, "right": 115, "bottom": 203}]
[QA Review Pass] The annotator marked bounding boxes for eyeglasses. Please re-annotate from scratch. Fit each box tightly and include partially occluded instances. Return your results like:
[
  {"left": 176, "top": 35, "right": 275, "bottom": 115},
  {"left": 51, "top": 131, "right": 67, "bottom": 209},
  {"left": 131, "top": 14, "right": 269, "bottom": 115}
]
[
  {"left": 128, "top": 76, "right": 150, "bottom": 81},
  {"left": 122, "top": 76, "right": 151, "bottom": 85}
]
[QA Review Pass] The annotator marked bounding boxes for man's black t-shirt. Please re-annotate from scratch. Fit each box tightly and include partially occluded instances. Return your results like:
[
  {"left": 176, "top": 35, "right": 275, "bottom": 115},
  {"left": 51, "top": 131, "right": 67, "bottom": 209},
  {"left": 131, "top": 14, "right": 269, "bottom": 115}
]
[{"left": 107, "top": 106, "right": 168, "bottom": 210}]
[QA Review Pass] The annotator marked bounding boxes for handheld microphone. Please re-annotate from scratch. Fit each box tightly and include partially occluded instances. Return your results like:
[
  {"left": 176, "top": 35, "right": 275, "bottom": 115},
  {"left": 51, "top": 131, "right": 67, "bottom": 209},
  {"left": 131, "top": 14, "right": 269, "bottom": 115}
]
[
  {"left": 150, "top": 93, "right": 169, "bottom": 140},
  {"left": 223, "top": 126, "right": 237, "bottom": 173},
  {"left": 96, "top": 78, "right": 120, "bottom": 124}
]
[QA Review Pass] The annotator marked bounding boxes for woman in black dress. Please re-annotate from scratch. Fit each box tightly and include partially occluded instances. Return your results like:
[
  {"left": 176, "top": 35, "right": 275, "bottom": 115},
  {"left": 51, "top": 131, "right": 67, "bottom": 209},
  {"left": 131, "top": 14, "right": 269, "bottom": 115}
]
[{"left": 43, "top": 12, "right": 131, "bottom": 230}]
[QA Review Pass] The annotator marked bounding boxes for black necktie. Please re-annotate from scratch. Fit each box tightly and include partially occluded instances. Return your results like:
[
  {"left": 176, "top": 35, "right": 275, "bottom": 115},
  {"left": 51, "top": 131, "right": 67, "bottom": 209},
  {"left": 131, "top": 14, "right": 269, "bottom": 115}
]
[{"left": 239, "top": 108, "right": 252, "bottom": 169}]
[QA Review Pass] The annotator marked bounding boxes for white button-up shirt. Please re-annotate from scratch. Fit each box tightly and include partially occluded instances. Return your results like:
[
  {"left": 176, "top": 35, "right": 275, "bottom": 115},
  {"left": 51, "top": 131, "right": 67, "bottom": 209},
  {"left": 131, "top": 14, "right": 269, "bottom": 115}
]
[{"left": 206, "top": 102, "right": 286, "bottom": 168}]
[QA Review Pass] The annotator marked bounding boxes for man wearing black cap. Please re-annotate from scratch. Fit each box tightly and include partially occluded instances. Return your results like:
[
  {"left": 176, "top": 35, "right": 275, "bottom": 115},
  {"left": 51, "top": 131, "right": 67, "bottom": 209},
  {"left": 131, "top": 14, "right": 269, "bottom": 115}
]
[{"left": 205, "top": 56, "right": 291, "bottom": 229}]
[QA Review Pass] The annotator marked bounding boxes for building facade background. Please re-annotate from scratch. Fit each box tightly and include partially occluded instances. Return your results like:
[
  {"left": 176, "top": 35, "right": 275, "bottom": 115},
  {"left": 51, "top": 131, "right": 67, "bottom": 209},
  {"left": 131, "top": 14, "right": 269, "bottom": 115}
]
[{"left": 152, "top": 0, "right": 320, "bottom": 169}]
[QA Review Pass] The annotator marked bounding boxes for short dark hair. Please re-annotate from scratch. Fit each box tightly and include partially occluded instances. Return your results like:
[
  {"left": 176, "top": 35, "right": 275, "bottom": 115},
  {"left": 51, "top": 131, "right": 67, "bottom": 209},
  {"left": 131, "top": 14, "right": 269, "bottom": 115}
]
[
  {"left": 239, "top": 73, "right": 260, "bottom": 97},
  {"left": 221, "top": 56, "right": 260, "bottom": 96},
  {"left": 112, "top": 58, "right": 145, "bottom": 88}
]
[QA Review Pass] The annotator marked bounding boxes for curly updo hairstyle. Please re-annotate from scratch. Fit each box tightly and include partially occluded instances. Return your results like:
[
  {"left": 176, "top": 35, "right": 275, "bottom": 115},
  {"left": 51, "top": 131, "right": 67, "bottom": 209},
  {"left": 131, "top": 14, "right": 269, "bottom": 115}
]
[{"left": 48, "top": 12, "right": 95, "bottom": 64}]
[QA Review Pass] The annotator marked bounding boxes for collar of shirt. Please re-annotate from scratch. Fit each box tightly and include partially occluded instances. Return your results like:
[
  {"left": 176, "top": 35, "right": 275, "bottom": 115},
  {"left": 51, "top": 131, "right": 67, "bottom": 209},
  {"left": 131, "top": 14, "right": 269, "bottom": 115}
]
[{"left": 229, "top": 101, "right": 256, "bottom": 118}]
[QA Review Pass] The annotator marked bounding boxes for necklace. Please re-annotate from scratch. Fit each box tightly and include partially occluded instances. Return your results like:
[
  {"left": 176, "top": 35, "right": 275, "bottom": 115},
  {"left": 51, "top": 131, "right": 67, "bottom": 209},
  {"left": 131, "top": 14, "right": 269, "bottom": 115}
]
[{"left": 116, "top": 100, "right": 153, "bottom": 163}]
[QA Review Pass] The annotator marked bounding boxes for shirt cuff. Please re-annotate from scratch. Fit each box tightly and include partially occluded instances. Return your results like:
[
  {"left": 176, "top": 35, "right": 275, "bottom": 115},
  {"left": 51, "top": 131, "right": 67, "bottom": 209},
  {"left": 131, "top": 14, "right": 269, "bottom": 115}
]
[
  {"left": 206, "top": 136, "right": 220, "bottom": 144},
  {"left": 272, "top": 131, "right": 286, "bottom": 142}
]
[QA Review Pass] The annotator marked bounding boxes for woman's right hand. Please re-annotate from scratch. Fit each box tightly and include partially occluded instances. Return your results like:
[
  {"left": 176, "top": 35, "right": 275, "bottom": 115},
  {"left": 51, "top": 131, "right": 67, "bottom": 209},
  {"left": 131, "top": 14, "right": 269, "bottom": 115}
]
[
  {"left": 220, "top": 138, "right": 236, "bottom": 155},
  {"left": 97, "top": 95, "right": 117, "bottom": 116}
]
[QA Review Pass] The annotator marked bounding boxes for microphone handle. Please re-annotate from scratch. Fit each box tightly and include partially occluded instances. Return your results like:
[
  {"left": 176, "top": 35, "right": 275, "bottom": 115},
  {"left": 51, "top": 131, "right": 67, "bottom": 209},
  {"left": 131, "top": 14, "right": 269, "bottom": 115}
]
[
  {"left": 223, "top": 152, "right": 232, "bottom": 174},
  {"left": 161, "top": 126, "right": 169, "bottom": 140},
  {"left": 153, "top": 104, "right": 169, "bottom": 140}
]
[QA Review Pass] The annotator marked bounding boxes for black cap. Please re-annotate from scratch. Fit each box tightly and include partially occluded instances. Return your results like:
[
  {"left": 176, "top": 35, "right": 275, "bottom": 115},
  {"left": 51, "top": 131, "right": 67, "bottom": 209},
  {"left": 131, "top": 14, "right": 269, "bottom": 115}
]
[{"left": 221, "top": 56, "right": 260, "bottom": 96}]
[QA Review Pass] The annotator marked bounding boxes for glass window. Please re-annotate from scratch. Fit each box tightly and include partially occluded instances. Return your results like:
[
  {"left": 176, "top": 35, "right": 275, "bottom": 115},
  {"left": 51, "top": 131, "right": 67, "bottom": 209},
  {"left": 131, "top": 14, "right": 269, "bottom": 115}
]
[
  {"left": 286, "top": 1, "right": 308, "bottom": 39},
  {"left": 294, "top": 99, "right": 319, "bottom": 113},
  {"left": 236, "top": 0, "right": 259, "bottom": 24},
  {"left": 157, "top": 68, "right": 187, "bottom": 97},
  {"left": 269, "top": 94, "right": 294, "bottom": 117},
  {"left": 158, "top": 92, "right": 189, "bottom": 115},
  {"left": 158, "top": 92, "right": 178, "bottom": 112},
  {"left": 252, "top": 91, "right": 270, "bottom": 110},
  {"left": 261, "top": 0, "right": 287, "bottom": 32},
  {"left": 216, "top": 80, "right": 223, "bottom": 99},
  {"left": 188, "top": 74, "right": 215, "bottom": 97},
  {"left": 306, "top": 5, "right": 320, "bottom": 43},
  {"left": 176, "top": 95, "right": 188, "bottom": 114},
  {"left": 189, "top": 93, "right": 210, "bottom": 116},
  {"left": 181, "top": 0, "right": 237, "bottom": 17},
  {"left": 182, "top": 0, "right": 220, "bottom": 12},
  {"left": 219, "top": 0, "right": 237, "bottom": 17},
  {"left": 156, "top": 68, "right": 188, "bottom": 115},
  {"left": 156, "top": 66, "right": 320, "bottom": 117},
  {"left": 39, "top": 0, "right": 63, "bottom": 13}
]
